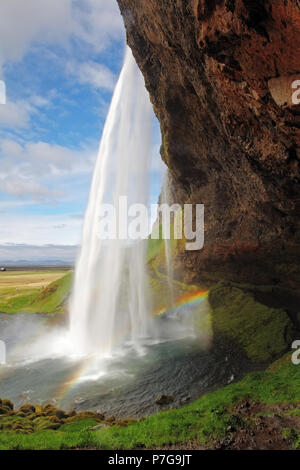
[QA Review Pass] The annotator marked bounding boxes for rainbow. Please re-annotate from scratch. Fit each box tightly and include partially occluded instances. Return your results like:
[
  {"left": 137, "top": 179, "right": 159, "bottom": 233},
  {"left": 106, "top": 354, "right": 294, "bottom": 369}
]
[{"left": 154, "top": 288, "right": 208, "bottom": 316}]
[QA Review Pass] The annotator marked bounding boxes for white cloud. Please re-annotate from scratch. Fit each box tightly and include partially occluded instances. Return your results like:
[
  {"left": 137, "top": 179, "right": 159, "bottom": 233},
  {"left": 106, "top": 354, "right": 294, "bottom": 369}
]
[
  {"left": 0, "top": 138, "right": 97, "bottom": 201},
  {"left": 71, "top": 0, "right": 124, "bottom": 52},
  {"left": 0, "top": 213, "right": 83, "bottom": 246},
  {"left": 0, "top": 138, "right": 96, "bottom": 175},
  {"left": 0, "top": 176, "right": 64, "bottom": 202},
  {"left": 0, "top": 100, "right": 33, "bottom": 128},
  {"left": 67, "top": 60, "right": 116, "bottom": 91},
  {"left": 0, "top": 0, "right": 74, "bottom": 74},
  {"left": 0, "top": 0, "right": 124, "bottom": 76},
  {"left": 23, "top": 141, "right": 95, "bottom": 176},
  {"left": 0, "top": 93, "right": 52, "bottom": 129},
  {"left": 29, "top": 95, "right": 51, "bottom": 108},
  {"left": 1, "top": 139, "right": 23, "bottom": 158}
]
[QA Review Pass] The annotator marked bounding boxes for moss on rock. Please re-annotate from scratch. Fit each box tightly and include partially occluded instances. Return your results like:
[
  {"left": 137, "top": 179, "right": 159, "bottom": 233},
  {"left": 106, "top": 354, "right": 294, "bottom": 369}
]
[
  {"left": 0, "top": 399, "right": 14, "bottom": 411},
  {"left": 209, "top": 282, "right": 297, "bottom": 362},
  {"left": 19, "top": 404, "right": 36, "bottom": 415}
]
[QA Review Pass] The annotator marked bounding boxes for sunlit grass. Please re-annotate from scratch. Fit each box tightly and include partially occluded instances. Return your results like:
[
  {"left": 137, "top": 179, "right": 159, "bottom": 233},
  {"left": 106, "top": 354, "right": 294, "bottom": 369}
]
[{"left": 0, "top": 270, "right": 72, "bottom": 314}]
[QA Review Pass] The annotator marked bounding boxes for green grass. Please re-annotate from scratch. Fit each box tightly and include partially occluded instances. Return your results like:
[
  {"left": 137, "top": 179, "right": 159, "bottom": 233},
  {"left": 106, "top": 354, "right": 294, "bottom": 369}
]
[
  {"left": 28, "top": 271, "right": 73, "bottom": 314},
  {"left": 0, "top": 271, "right": 73, "bottom": 314},
  {"left": 0, "top": 418, "right": 98, "bottom": 450},
  {"left": 147, "top": 236, "right": 164, "bottom": 263},
  {"left": 0, "top": 355, "right": 298, "bottom": 449}
]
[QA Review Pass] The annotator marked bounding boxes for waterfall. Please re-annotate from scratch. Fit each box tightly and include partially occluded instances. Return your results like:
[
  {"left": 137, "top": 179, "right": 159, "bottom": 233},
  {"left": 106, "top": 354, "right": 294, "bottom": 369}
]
[{"left": 70, "top": 47, "right": 153, "bottom": 357}]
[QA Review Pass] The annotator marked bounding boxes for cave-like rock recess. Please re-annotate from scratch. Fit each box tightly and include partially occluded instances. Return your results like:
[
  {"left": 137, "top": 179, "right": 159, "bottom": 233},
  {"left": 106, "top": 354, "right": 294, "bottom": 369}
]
[{"left": 117, "top": 0, "right": 300, "bottom": 286}]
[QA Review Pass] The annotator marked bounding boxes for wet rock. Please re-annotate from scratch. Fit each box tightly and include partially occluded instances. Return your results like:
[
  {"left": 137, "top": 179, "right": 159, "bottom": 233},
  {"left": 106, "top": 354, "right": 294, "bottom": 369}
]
[
  {"left": 55, "top": 409, "right": 68, "bottom": 420},
  {"left": 156, "top": 394, "right": 174, "bottom": 405}
]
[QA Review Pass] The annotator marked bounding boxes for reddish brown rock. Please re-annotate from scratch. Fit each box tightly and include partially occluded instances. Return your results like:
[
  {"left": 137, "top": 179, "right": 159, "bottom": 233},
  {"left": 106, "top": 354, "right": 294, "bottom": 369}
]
[{"left": 117, "top": 0, "right": 300, "bottom": 285}]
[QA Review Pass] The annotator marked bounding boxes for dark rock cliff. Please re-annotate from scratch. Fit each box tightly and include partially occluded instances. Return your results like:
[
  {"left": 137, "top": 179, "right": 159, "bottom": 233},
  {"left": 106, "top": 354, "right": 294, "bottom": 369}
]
[{"left": 117, "top": 0, "right": 300, "bottom": 286}]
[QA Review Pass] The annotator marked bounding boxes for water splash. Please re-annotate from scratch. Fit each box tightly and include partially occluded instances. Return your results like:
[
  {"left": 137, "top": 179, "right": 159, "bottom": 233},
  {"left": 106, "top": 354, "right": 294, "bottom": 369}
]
[{"left": 70, "top": 47, "right": 154, "bottom": 357}]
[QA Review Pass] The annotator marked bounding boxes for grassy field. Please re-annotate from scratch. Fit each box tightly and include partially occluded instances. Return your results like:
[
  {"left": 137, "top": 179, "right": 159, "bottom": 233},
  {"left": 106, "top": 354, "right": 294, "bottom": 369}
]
[{"left": 0, "top": 269, "right": 72, "bottom": 314}]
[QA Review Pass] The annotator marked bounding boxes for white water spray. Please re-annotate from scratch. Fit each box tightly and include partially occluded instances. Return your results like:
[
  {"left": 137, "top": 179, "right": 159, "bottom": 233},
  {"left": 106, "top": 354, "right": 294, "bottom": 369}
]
[{"left": 70, "top": 47, "right": 154, "bottom": 357}]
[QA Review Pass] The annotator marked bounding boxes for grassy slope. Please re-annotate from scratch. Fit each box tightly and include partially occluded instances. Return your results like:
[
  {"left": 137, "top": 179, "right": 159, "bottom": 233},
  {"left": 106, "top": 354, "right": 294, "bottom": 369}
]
[
  {"left": 0, "top": 271, "right": 73, "bottom": 314},
  {"left": 28, "top": 271, "right": 73, "bottom": 314},
  {"left": 0, "top": 355, "right": 298, "bottom": 450}
]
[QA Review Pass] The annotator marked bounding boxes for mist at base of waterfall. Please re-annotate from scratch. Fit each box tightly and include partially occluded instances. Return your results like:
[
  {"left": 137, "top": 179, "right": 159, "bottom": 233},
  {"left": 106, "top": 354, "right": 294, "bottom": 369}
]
[{"left": 0, "top": 305, "right": 254, "bottom": 417}]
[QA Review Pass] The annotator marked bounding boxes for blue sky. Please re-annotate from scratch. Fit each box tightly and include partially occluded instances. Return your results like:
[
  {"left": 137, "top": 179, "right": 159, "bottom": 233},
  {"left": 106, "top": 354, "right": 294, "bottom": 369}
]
[{"left": 0, "top": 0, "right": 165, "bottom": 263}]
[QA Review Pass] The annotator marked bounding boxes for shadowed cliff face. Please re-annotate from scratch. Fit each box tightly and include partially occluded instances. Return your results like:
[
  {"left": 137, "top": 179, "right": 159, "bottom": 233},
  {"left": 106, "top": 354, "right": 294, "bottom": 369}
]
[{"left": 117, "top": 0, "right": 300, "bottom": 286}]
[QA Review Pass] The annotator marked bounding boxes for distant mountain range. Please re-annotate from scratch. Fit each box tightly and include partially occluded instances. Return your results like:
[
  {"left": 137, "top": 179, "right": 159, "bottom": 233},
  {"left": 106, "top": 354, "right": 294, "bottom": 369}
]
[
  {"left": 0, "top": 244, "right": 78, "bottom": 267},
  {"left": 0, "top": 259, "right": 74, "bottom": 267}
]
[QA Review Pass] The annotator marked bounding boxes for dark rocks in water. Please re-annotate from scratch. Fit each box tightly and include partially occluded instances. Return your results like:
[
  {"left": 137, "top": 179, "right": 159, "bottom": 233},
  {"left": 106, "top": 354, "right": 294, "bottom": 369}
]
[
  {"left": 0, "top": 398, "right": 13, "bottom": 410},
  {"left": 116, "top": 0, "right": 300, "bottom": 286},
  {"left": 18, "top": 404, "right": 36, "bottom": 415},
  {"left": 55, "top": 409, "right": 69, "bottom": 420},
  {"left": 43, "top": 403, "right": 58, "bottom": 416},
  {"left": 0, "top": 398, "right": 14, "bottom": 414},
  {"left": 0, "top": 398, "right": 108, "bottom": 434},
  {"left": 156, "top": 394, "right": 174, "bottom": 405},
  {"left": 0, "top": 406, "right": 12, "bottom": 415}
]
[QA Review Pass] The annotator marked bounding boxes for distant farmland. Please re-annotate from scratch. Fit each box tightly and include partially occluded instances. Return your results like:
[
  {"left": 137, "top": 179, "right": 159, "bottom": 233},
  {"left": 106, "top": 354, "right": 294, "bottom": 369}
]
[{"left": 0, "top": 269, "right": 72, "bottom": 314}]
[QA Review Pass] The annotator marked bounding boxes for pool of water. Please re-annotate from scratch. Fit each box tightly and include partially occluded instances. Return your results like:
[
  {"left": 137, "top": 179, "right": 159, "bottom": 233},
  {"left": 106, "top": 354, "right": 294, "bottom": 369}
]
[{"left": 0, "top": 308, "right": 252, "bottom": 418}]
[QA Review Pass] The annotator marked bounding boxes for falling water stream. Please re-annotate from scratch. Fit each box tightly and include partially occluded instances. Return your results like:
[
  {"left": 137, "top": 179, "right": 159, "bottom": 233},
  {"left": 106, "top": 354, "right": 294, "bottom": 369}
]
[{"left": 70, "top": 47, "right": 153, "bottom": 357}]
